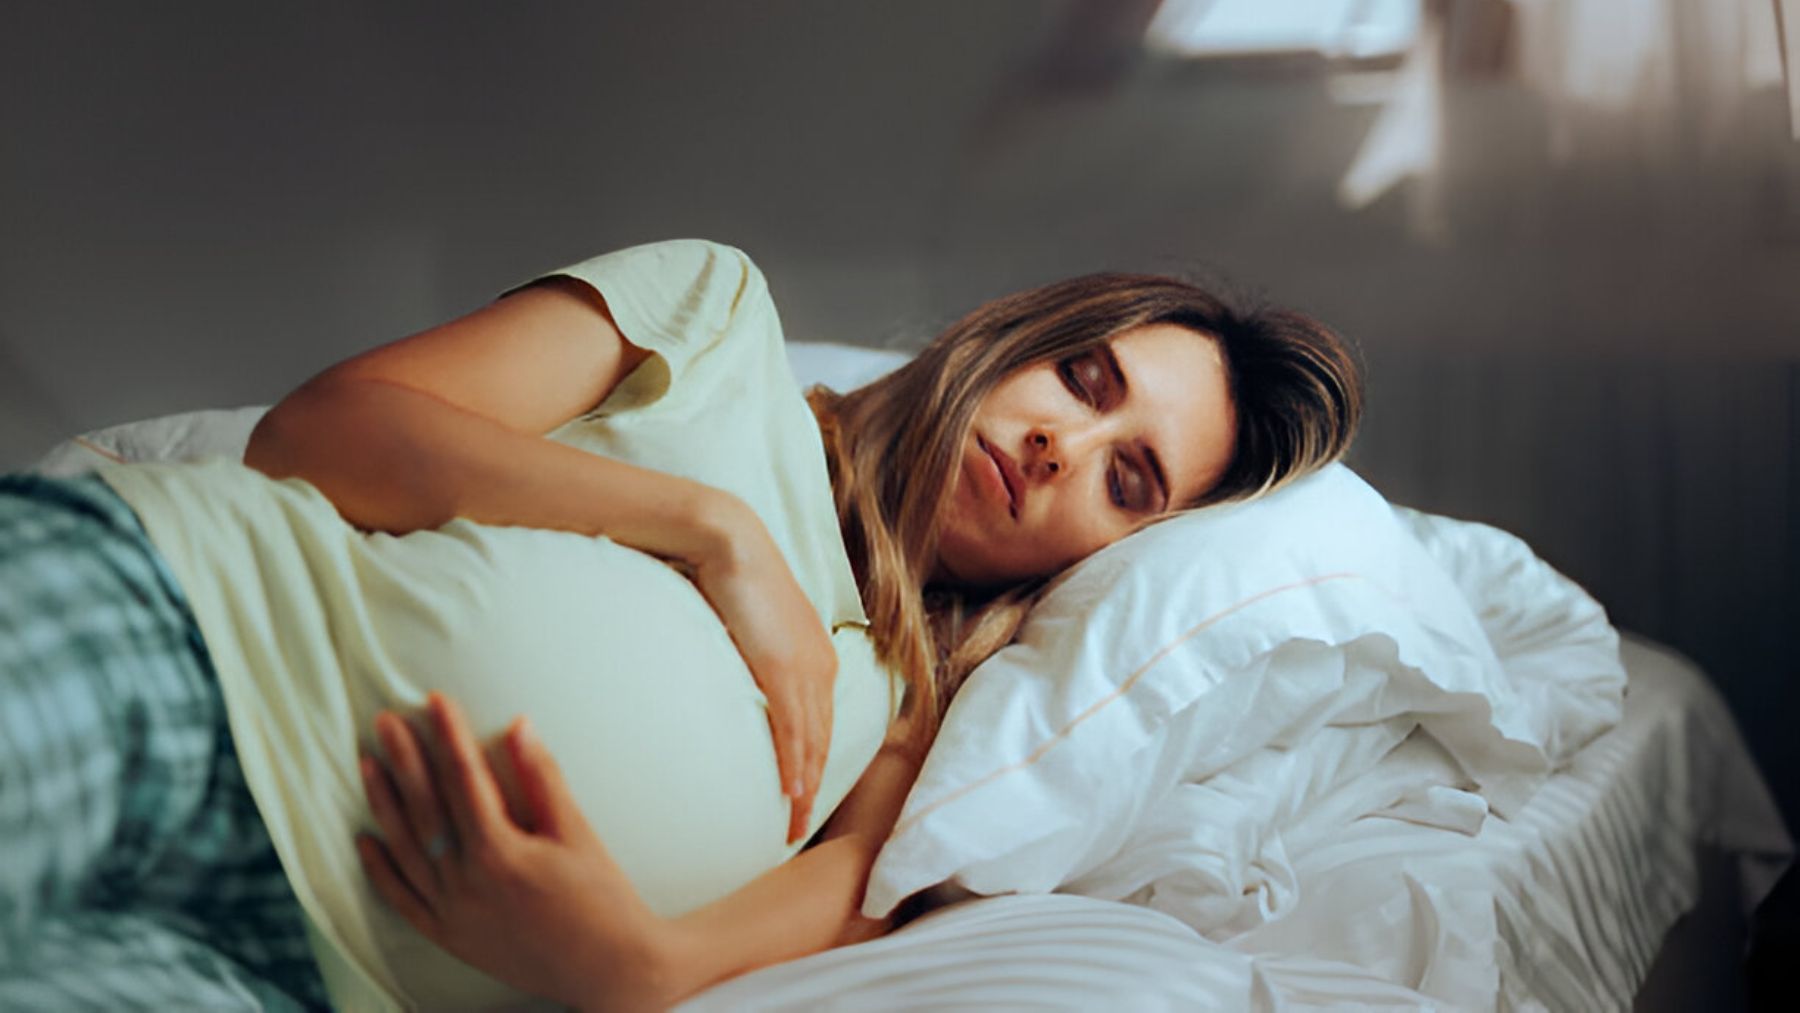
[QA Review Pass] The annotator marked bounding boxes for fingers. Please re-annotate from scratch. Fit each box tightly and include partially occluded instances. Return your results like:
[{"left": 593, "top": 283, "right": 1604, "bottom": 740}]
[
  {"left": 374, "top": 711, "right": 451, "bottom": 884},
  {"left": 767, "top": 677, "right": 840, "bottom": 846},
  {"left": 360, "top": 753, "right": 442, "bottom": 903},
  {"left": 795, "top": 686, "right": 833, "bottom": 845},
  {"left": 788, "top": 789, "right": 814, "bottom": 847},
  {"left": 795, "top": 718, "right": 821, "bottom": 847},
  {"left": 765, "top": 709, "right": 800, "bottom": 846},
  {"left": 766, "top": 706, "right": 803, "bottom": 800},
  {"left": 356, "top": 833, "right": 439, "bottom": 937},
  {"left": 505, "top": 716, "right": 581, "bottom": 840},
  {"left": 810, "top": 696, "right": 833, "bottom": 815},
  {"left": 774, "top": 702, "right": 825, "bottom": 847},
  {"left": 425, "top": 693, "right": 513, "bottom": 849}
]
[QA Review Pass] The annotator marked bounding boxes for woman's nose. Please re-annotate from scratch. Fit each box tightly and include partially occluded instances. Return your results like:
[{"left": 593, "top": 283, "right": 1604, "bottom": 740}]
[
  {"left": 1028, "top": 417, "right": 1112, "bottom": 480},
  {"left": 1026, "top": 429, "right": 1062, "bottom": 478}
]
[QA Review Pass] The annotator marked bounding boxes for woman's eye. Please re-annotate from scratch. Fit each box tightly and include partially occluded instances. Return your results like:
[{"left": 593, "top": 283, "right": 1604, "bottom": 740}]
[
  {"left": 1109, "top": 463, "right": 1149, "bottom": 511},
  {"left": 1059, "top": 355, "right": 1107, "bottom": 404}
]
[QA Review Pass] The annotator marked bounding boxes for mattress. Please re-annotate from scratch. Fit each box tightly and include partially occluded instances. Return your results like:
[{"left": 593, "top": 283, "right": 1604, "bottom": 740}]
[{"left": 678, "top": 636, "right": 1792, "bottom": 1011}]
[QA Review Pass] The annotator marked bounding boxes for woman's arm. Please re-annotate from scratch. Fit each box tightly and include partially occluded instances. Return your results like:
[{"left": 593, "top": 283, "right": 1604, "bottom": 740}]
[
  {"left": 663, "top": 728, "right": 925, "bottom": 990},
  {"left": 253, "top": 275, "right": 836, "bottom": 837},
  {"left": 245, "top": 278, "right": 730, "bottom": 558},
  {"left": 360, "top": 695, "right": 923, "bottom": 1010}
]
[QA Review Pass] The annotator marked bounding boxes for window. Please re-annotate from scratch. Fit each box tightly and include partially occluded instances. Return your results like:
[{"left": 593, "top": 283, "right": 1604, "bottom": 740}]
[{"left": 1145, "top": 0, "right": 1423, "bottom": 60}]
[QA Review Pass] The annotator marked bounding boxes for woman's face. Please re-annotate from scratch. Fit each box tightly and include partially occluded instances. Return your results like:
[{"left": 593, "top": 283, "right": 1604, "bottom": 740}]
[{"left": 933, "top": 322, "right": 1237, "bottom": 587}]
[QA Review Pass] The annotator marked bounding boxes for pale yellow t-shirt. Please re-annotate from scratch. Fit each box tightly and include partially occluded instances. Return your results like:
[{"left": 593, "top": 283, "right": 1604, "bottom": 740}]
[{"left": 99, "top": 239, "right": 897, "bottom": 1011}]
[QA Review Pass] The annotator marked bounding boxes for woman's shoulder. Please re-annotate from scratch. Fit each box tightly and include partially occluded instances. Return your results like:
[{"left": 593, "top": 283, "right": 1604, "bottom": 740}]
[
  {"left": 550, "top": 238, "right": 768, "bottom": 307},
  {"left": 524, "top": 239, "right": 781, "bottom": 418}
]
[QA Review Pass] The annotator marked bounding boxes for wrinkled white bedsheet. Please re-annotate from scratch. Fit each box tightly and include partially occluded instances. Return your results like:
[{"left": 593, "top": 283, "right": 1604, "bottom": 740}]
[{"left": 1224, "top": 636, "right": 1791, "bottom": 1011}]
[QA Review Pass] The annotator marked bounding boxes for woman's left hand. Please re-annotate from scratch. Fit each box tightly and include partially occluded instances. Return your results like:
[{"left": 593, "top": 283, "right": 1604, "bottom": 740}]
[{"left": 358, "top": 693, "right": 692, "bottom": 1012}]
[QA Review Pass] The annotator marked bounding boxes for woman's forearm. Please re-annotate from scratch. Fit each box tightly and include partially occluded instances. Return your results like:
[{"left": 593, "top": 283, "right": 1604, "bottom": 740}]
[
  {"left": 650, "top": 743, "right": 922, "bottom": 1004},
  {"left": 654, "top": 833, "right": 888, "bottom": 1003},
  {"left": 245, "top": 376, "right": 737, "bottom": 564}
]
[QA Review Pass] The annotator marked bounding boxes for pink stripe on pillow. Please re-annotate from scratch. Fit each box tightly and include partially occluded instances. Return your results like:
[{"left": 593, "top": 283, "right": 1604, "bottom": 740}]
[{"left": 72, "top": 436, "right": 126, "bottom": 463}]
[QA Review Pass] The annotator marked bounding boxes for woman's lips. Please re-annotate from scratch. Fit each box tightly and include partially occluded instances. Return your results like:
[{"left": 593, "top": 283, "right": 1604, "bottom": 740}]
[{"left": 977, "top": 436, "right": 1020, "bottom": 518}]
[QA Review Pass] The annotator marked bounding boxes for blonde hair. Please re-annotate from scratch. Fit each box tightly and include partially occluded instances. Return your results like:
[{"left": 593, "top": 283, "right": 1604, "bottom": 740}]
[{"left": 810, "top": 272, "right": 1362, "bottom": 751}]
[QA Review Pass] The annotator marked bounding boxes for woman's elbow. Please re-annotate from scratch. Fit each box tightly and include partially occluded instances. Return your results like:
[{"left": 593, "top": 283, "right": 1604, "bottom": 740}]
[
  {"left": 244, "top": 394, "right": 309, "bottom": 478},
  {"left": 242, "top": 380, "right": 436, "bottom": 532},
  {"left": 833, "top": 910, "right": 893, "bottom": 949},
  {"left": 245, "top": 379, "right": 345, "bottom": 477}
]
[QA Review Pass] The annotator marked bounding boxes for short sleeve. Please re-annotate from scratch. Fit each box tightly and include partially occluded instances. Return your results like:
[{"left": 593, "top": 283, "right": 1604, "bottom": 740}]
[{"left": 503, "top": 239, "right": 771, "bottom": 414}]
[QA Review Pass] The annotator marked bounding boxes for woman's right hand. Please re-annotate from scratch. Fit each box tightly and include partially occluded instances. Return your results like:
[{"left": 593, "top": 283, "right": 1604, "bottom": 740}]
[{"left": 690, "top": 495, "right": 837, "bottom": 846}]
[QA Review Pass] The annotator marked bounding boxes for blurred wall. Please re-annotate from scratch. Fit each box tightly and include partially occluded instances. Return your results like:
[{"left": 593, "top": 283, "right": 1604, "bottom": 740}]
[{"left": 4, "top": 2, "right": 1797, "bottom": 828}]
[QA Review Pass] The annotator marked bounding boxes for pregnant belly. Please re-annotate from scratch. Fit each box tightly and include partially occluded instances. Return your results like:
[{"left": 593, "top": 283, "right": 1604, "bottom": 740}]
[{"left": 352, "top": 522, "right": 806, "bottom": 1008}]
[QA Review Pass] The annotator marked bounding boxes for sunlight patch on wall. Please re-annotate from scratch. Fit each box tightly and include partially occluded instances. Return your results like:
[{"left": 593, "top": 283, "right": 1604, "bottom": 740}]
[{"left": 1146, "top": 0, "right": 1422, "bottom": 60}]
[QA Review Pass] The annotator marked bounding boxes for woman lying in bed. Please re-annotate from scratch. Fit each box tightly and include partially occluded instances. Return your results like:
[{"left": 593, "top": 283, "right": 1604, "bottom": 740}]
[{"left": 0, "top": 239, "right": 1358, "bottom": 1010}]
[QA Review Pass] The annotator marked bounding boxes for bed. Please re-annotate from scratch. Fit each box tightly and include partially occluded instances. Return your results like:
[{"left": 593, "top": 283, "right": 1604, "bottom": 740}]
[
  {"left": 28, "top": 342, "right": 1793, "bottom": 1011},
  {"left": 677, "top": 635, "right": 1786, "bottom": 1012}
]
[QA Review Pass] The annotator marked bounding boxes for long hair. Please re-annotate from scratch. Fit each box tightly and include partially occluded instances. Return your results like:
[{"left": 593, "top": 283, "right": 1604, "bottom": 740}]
[{"left": 809, "top": 272, "right": 1362, "bottom": 752}]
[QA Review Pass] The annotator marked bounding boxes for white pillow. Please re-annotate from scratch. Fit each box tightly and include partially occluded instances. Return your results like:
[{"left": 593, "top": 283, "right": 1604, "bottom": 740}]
[
  {"left": 1042, "top": 511, "right": 1626, "bottom": 940},
  {"left": 30, "top": 406, "right": 269, "bottom": 476},
  {"left": 864, "top": 464, "right": 1558, "bottom": 917},
  {"left": 782, "top": 341, "right": 911, "bottom": 393}
]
